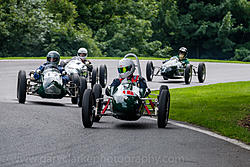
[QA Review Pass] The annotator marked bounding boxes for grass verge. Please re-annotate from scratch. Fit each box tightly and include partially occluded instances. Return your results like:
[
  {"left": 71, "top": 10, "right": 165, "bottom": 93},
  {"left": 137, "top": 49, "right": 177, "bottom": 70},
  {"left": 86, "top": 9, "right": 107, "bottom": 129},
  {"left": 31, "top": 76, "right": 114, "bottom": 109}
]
[
  {"left": 153, "top": 81, "right": 250, "bottom": 144},
  {"left": 0, "top": 56, "right": 250, "bottom": 64}
]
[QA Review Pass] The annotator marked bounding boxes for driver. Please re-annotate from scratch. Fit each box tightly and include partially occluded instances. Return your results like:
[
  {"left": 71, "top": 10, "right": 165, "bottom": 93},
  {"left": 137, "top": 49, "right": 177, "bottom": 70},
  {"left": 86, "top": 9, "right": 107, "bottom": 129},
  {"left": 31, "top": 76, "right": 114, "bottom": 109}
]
[
  {"left": 164, "top": 47, "right": 190, "bottom": 66},
  {"left": 63, "top": 47, "right": 93, "bottom": 72},
  {"left": 32, "top": 51, "right": 69, "bottom": 84},
  {"left": 106, "top": 58, "right": 148, "bottom": 97}
]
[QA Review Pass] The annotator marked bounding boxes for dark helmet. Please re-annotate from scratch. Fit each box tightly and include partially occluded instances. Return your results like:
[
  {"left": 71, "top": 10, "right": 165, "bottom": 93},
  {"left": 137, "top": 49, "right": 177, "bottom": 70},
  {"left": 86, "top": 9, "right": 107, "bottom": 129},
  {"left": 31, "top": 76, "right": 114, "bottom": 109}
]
[
  {"left": 178, "top": 47, "right": 188, "bottom": 58},
  {"left": 47, "top": 51, "right": 60, "bottom": 65}
]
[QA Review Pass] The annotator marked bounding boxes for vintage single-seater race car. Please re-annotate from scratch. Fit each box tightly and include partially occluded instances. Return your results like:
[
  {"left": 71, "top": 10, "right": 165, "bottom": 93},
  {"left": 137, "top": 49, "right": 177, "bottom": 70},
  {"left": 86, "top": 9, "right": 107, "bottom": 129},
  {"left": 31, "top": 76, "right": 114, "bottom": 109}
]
[
  {"left": 146, "top": 57, "right": 206, "bottom": 84},
  {"left": 81, "top": 53, "right": 170, "bottom": 128},
  {"left": 60, "top": 58, "right": 107, "bottom": 88},
  {"left": 17, "top": 64, "right": 86, "bottom": 107}
]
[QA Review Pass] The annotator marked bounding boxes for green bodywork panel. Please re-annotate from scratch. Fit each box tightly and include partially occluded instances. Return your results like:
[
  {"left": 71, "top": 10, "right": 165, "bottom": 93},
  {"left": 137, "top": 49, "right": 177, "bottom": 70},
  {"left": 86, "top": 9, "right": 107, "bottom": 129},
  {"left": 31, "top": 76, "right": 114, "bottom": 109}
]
[
  {"left": 110, "top": 84, "right": 144, "bottom": 121},
  {"left": 37, "top": 81, "right": 67, "bottom": 99}
]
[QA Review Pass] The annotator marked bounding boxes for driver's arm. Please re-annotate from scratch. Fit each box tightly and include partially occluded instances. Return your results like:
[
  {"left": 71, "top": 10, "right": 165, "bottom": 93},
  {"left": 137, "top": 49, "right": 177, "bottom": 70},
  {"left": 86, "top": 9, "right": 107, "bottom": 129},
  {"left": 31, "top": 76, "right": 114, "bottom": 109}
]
[
  {"left": 138, "top": 77, "right": 149, "bottom": 97},
  {"left": 138, "top": 77, "right": 147, "bottom": 89},
  {"left": 84, "top": 60, "right": 93, "bottom": 72},
  {"left": 106, "top": 78, "right": 121, "bottom": 96},
  {"left": 34, "top": 64, "right": 45, "bottom": 80}
]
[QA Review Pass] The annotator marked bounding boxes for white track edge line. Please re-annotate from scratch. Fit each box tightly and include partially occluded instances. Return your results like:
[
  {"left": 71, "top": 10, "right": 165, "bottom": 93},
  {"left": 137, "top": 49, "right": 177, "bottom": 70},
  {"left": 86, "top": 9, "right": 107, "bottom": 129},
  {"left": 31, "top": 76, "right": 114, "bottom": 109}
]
[{"left": 143, "top": 117, "right": 250, "bottom": 151}]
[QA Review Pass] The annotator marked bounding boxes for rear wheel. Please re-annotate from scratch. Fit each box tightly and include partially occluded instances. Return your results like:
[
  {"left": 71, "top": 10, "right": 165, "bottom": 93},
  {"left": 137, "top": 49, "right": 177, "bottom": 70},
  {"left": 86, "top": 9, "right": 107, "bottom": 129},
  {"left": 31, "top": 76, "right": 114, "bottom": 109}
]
[
  {"left": 157, "top": 89, "right": 170, "bottom": 128},
  {"left": 71, "top": 74, "right": 80, "bottom": 104},
  {"left": 91, "top": 67, "right": 98, "bottom": 88},
  {"left": 198, "top": 63, "right": 206, "bottom": 83},
  {"left": 82, "top": 89, "right": 94, "bottom": 128},
  {"left": 99, "top": 65, "right": 107, "bottom": 88},
  {"left": 146, "top": 61, "right": 154, "bottom": 81},
  {"left": 17, "top": 70, "right": 27, "bottom": 104},
  {"left": 93, "top": 84, "right": 102, "bottom": 122},
  {"left": 184, "top": 64, "right": 192, "bottom": 84},
  {"left": 78, "top": 77, "right": 87, "bottom": 107}
]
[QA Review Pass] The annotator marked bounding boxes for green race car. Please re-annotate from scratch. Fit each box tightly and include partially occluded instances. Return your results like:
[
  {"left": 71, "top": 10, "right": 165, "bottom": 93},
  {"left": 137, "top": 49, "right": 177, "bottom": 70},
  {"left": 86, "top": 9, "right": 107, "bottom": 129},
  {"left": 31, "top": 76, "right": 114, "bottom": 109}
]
[
  {"left": 17, "top": 64, "right": 87, "bottom": 107},
  {"left": 81, "top": 53, "right": 171, "bottom": 128}
]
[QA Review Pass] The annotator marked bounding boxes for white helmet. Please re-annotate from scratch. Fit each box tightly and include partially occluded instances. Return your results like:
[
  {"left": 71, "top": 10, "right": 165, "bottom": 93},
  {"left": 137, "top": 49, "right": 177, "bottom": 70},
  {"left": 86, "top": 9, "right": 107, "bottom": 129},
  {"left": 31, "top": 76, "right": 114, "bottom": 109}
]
[
  {"left": 118, "top": 58, "right": 135, "bottom": 79},
  {"left": 77, "top": 48, "right": 88, "bottom": 59}
]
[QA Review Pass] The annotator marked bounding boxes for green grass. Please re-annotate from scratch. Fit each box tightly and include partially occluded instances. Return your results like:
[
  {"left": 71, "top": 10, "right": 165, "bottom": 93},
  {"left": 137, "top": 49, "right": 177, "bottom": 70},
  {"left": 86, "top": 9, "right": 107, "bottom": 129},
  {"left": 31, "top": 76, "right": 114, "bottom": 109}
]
[
  {"left": 1, "top": 56, "right": 250, "bottom": 64},
  {"left": 154, "top": 81, "right": 250, "bottom": 144}
]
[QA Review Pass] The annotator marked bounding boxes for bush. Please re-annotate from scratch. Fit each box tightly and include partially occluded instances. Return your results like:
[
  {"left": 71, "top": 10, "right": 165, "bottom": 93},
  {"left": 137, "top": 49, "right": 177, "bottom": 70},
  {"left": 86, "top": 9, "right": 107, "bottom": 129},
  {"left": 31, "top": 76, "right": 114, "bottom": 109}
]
[
  {"left": 232, "top": 48, "right": 250, "bottom": 61},
  {"left": 242, "top": 56, "right": 250, "bottom": 62}
]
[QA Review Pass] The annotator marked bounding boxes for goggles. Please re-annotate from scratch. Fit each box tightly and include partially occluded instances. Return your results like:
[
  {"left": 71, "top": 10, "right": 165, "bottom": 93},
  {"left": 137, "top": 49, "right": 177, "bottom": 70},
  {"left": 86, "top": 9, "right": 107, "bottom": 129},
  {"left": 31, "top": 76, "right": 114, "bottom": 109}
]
[
  {"left": 79, "top": 53, "right": 87, "bottom": 57},
  {"left": 118, "top": 65, "right": 132, "bottom": 74},
  {"left": 47, "top": 57, "right": 58, "bottom": 62},
  {"left": 179, "top": 51, "right": 186, "bottom": 55}
]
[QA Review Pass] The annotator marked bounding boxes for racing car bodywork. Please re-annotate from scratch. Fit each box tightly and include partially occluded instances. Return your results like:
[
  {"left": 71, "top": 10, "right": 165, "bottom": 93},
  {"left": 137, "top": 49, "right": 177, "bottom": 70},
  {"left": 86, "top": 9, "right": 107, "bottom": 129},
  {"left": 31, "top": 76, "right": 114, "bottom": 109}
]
[
  {"left": 146, "top": 57, "right": 206, "bottom": 84},
  {"left": 17, "top": 65, "right": 87, "bottom": 107},
  {"left": 81, "top": 53, "right": 170, "bottom": 128},
  {"left": 61, "top": 58, "right": 108, "bottom": 88}
]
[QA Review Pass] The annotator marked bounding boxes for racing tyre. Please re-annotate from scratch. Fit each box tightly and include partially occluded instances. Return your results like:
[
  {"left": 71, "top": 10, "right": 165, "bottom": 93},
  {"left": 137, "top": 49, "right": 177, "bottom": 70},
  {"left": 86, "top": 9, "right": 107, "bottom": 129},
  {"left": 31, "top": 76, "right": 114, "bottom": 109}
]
[
  {"left": 71, "top": 74, "right": 80, "bottom": 104},
  {"left": 184, "top": 64, "right": 192, "bottom": 84},
  {"left": 198, "top": 63, "right": 206, "bottom": 83},
  {"left": 82, "top": 89, "right": 94, "bottom": 128},
  {"left": 91, "top": 67, "right": 98, "bottom": 88},
  {"left": 99, "top": 65, "right": 107, "bottom": 88},
  {"left": 93, "top": 84, "right": 102, "bottom": 122},
  {"left": 157, "top": 89, "right": 170, "bottom": 128},
  {"left": 78, "top": 77, "right": 87, "bottom": 107},
  {"left": 158, "top": 85, "right": 169, "bottom": 100},
  {"left": 146, "top": 61, "right": 154, "bottom": 81},
  {"left": 17, "top": 70, "right": 27, "bottom": 104}
]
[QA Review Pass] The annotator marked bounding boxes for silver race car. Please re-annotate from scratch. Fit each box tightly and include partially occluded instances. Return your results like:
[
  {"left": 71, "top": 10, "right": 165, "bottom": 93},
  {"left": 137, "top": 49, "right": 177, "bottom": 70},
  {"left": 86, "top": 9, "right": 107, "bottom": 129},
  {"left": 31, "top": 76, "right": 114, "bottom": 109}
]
[
  {"left": 61, "top": 57, "right": 107, "bottom": 88},
  {"left": 146, "top": 57, "right": 206, "bottom": 84}
]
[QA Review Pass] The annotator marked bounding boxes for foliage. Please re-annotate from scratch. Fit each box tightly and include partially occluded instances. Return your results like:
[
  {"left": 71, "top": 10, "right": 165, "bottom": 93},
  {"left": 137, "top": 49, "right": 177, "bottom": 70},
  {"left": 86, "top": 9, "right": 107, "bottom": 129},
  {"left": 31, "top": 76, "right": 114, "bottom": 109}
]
[
  {"left": 0, "top": 0, "right": 249, "bottom": 60},
  {"left": 232, "top": 47, "right": 250, "bottom": 61}
]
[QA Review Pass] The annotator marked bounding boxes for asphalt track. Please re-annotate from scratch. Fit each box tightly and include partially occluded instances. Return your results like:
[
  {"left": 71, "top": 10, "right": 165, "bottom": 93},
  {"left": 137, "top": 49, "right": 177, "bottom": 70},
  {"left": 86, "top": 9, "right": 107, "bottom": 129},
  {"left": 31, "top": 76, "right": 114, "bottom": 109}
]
[{"left": 0, "top": 59, "right": 249, "bottom": 167}]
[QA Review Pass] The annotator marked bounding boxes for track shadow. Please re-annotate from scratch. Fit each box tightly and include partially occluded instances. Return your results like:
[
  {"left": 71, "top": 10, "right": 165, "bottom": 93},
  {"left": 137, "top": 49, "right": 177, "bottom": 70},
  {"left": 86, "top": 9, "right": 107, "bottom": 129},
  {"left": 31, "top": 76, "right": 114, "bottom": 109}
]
[
  {"left": 29, "top": 101, "right": 66, "bottom": 107},
  {"left": 157, "top": 80, "right": 184, "bottom": 84},
  {"left": 114, "top": 122, "right": 155, "bottom": 130}
]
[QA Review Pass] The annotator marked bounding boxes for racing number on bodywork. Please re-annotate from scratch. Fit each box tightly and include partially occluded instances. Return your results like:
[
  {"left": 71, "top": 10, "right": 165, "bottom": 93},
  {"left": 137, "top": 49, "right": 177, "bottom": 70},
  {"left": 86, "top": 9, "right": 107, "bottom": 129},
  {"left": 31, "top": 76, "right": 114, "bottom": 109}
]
[{"left": 123, "top": 90, "right": 134, "bottom": 95}]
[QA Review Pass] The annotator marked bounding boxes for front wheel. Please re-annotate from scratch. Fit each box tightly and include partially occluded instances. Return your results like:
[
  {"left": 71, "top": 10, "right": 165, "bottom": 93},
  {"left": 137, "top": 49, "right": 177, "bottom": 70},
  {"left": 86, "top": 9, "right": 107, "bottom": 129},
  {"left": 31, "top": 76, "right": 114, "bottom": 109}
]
[
  {"left": 184, "top": 64, "right": 192, "bottom": 84},
  {"left": 198, "top": 63, "right": 206, "bottom": 83},
  {"left": 17, "top": 70, "right": 27, "bottom": 104},
  {"left": 71, "top": 73, "right": 80, "bottom": 104},
  {"left": 157, "top": 89, "right": 170, "bottom": 128},
  {"left": 99, "top": 65, "right": 107, "bottom": 88},
  {"left": 82, "top": 89, "right": 94, "bottom": 128},
  {"left": 93, "top": 84, "right": 103, "bottom": 122},
  {"left": 146, "top": 61, "right": 154, "bottom": 81}
]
